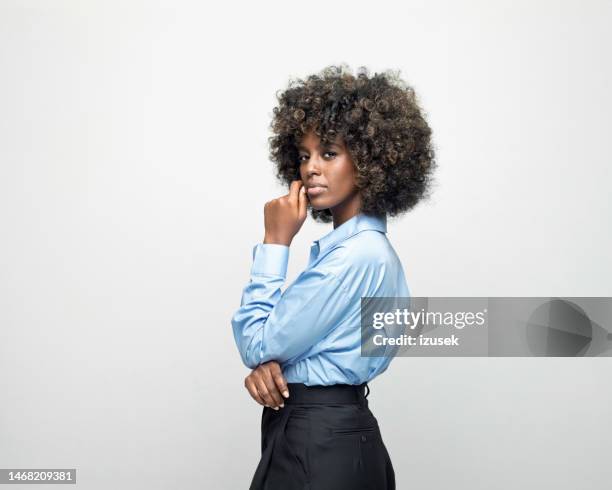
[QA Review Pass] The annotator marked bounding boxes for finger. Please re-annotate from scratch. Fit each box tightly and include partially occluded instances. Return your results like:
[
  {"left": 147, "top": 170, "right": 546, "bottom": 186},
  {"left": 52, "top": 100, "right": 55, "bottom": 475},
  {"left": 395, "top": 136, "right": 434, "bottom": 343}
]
[
  {"left": 244, "top": 377, "right": 265, "bottom": 406},
  {"left": 269, "top": 362, "right": 290, "bottom": 398},
  {"left": 287, "top": 180, "right": 302, "bottom": 204},
  {"left": 255, "top": 377, "right": 279, "bottom": 410},
  {"left": 261, "top": 367, "right": 284, "bottom": 408},
  {"left": 298, "top": 183, "right": 308, "bottom": 220}
]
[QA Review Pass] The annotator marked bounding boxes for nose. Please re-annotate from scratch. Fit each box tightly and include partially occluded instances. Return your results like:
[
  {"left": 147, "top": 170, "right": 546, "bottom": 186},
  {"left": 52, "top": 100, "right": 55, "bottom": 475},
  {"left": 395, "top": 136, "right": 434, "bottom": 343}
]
[{"left": 302, "top": 153, "right": 323, "bottom": 177}]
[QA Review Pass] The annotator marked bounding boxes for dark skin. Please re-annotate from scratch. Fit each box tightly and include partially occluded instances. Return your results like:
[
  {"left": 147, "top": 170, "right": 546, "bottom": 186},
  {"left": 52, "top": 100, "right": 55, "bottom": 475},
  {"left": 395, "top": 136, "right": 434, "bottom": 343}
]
[{"left": 244, "top": 130, "right": 362, "bottom": 409}]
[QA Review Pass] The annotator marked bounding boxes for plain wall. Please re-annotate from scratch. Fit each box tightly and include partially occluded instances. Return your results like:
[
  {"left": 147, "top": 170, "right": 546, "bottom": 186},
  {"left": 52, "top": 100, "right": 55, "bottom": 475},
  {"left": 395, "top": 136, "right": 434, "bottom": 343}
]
[{"left": 1, "top": 0, "right": 611, "bottom": 488}]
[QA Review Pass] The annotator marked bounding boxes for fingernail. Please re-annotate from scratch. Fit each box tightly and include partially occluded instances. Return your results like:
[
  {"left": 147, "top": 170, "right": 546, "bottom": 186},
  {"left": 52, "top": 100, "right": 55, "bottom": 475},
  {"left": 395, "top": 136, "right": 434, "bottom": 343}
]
[
  {"left": 279, "top": 404, "right": 284, "bottom": 409},
  {"left": 273, "top": 406, "right": 279, "bottom": 411},
  {"left": 282, "top": 390, "right": 289, "bottom": 398}
]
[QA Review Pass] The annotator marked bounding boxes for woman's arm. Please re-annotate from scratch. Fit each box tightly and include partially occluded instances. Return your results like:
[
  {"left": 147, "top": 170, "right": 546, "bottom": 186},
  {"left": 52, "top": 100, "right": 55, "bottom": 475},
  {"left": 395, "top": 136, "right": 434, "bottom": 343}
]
[
  {"left": 231, "top": 242, "right": 352, "bottom": 368},
  {"left": 231, "top": 180, "right": 305, "bottom": 365},
  {"left": 231, "top": 179, "right": 354, "bottom": 369}
]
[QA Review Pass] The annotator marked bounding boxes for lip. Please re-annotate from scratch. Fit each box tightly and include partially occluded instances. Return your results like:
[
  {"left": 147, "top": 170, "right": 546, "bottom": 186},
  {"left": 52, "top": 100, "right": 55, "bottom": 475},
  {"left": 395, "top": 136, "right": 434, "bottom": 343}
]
[{"left": 306, "top": 185, "right": 327, "bottom": 197}]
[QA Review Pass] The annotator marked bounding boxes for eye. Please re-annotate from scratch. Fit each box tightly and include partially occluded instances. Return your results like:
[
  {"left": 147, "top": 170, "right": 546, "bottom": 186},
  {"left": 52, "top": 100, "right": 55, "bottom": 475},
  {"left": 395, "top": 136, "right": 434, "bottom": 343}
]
[{"left": 298, "top": 151, "right": 337, "bottom": 164}]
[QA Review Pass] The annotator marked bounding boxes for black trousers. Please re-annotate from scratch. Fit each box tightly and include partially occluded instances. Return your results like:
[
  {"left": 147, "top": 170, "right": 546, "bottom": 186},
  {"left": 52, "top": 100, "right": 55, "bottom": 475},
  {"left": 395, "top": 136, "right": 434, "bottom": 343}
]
[{"left": 249, "top": 382, "right": 395, "bottom": 490}]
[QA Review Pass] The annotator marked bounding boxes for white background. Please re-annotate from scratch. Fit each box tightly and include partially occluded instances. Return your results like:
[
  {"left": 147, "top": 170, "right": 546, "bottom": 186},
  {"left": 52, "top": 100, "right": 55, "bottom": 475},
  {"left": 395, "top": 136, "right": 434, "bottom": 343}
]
[{"left": 1, "top": 0, "right": 611, "bottom": 488}]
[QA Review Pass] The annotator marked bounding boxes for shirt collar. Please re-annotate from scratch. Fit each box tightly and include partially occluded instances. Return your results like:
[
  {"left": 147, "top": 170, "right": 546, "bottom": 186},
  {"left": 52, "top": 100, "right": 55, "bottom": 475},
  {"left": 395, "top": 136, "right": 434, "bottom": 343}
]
[{"left": 310, "top": 212, "right": 387, "bottom": 261}]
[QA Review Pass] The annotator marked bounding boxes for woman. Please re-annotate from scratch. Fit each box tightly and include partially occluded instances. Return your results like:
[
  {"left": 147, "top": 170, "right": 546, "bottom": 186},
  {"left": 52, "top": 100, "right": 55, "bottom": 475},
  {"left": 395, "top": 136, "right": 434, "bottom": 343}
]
[{"left": 231, "top": 64, "right": 436, "bottom": 490}]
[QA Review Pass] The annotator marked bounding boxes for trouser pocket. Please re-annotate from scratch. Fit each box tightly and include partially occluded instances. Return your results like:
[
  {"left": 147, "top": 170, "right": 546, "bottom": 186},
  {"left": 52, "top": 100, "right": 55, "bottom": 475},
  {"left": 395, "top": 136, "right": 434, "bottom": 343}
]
[
  {"left": 331, "top": 426, "right": 377, "bottom": 436},
  {"left": 329, "top": 424, "right": 392, "bottom": 490}
]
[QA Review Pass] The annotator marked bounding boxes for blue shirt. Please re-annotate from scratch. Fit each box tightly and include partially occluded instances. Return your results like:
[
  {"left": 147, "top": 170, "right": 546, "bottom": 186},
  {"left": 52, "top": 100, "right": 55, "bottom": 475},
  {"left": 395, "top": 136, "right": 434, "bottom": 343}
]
[{"left": 231, "top": 212, "right": 410, "bottom": 386}]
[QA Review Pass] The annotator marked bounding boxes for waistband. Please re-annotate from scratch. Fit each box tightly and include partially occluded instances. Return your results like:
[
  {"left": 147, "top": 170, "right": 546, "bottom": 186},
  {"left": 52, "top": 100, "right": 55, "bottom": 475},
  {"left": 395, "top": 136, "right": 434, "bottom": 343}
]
[{"left": 284, "top": 382, "right": 370, "bottom": 405}]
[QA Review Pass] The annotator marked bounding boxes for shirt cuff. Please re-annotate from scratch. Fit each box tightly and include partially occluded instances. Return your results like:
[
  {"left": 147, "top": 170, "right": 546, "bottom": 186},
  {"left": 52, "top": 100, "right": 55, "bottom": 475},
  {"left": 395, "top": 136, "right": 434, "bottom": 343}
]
[{"left": 251, "top": 243, "right": 290, "bottom": 278}]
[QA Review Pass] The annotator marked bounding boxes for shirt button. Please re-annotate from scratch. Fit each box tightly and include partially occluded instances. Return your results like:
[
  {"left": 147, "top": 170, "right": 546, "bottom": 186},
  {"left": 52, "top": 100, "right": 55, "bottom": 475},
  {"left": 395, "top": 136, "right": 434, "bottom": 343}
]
[{"left": 361, "top": 435, "right": 367, "bottom": 442}]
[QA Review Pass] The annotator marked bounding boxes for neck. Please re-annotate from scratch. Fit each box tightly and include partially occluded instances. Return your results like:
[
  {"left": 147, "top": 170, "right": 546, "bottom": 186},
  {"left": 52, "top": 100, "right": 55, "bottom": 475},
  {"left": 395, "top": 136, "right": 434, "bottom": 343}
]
[{"left": 331, "top": 191, "right": 362, "bottom": 229}]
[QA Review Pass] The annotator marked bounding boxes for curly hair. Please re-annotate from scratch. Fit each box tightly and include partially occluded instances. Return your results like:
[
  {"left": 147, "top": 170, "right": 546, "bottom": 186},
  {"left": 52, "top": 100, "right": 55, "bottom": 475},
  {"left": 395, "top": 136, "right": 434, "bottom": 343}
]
[{"left": 268, "top": 63, "right": 437, "bottom": 223}]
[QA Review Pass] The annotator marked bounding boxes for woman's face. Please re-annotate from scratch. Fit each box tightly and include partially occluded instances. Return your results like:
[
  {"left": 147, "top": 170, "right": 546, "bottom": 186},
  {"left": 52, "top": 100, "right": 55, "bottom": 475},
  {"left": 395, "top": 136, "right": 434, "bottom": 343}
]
[{"left": 297, "top": 130, "right": 361, "bottom": 215}]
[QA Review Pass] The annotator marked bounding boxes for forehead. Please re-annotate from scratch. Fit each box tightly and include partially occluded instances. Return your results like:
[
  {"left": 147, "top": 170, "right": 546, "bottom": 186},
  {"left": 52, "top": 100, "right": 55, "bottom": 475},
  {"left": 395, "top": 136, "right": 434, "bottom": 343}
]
[{"left": 297, "top": 131, "right": 344, "bottom": 150}]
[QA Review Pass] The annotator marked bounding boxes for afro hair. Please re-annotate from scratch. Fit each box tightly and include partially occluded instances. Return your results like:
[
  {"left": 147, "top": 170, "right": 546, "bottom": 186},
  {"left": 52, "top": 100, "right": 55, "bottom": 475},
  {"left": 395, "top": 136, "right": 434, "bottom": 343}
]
[{"left": 268, "top": 63, "right": 437, "bottom": 223}]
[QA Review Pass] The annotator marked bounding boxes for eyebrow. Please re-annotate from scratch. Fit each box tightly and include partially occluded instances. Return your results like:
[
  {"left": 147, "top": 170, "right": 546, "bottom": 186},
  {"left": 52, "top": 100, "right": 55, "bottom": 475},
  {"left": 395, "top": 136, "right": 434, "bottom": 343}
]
[{"left": 297, "top": 142, "right": 341, "bottom": 152}]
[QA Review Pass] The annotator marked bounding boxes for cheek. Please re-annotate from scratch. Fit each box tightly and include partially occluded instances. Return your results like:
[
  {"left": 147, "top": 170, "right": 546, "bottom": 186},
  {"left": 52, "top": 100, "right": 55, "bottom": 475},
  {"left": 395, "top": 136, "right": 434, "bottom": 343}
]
[{"left": 335, "top": 161, "right": 356, "bottom": 192}]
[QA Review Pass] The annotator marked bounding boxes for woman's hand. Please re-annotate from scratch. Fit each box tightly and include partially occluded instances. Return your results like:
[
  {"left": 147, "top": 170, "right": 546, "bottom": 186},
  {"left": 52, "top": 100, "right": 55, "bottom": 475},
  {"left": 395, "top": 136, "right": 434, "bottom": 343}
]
[
  {"left": 263, "top": 180, "right": 308, "bottom": 246},
  {"left": 244, "top": 361, "right": 290, "bottom": 410}
]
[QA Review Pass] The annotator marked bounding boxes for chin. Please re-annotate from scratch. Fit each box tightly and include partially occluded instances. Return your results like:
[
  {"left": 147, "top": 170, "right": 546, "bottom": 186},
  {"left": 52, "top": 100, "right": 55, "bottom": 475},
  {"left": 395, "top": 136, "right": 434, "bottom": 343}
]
[{"left": 309, "top": 198, "right": 334, "bottom": 211}]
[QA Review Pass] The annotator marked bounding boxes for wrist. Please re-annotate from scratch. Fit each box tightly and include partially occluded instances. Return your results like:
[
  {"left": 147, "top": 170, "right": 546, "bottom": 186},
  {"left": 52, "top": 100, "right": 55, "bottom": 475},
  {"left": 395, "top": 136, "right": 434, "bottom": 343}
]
[{"left": 263, "top": 235, "right": 291, "bottom": 246}]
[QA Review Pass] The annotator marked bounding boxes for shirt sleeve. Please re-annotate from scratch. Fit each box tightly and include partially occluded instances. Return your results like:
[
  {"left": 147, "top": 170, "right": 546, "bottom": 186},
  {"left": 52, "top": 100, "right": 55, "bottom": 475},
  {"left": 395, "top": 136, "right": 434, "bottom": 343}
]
[{"left": 231, "top": 243, "right": 352, "bottom": 369}]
